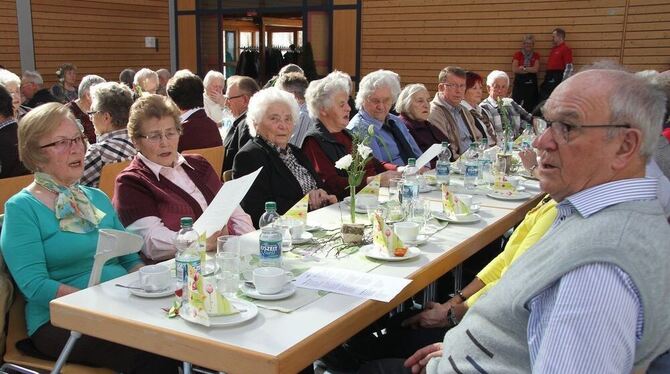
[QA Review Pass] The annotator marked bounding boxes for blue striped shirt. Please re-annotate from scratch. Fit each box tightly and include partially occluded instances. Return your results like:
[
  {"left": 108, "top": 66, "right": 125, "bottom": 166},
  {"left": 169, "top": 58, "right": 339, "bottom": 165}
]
[{"left": 528, "top": 178, "right": 658, "bottom": 373}]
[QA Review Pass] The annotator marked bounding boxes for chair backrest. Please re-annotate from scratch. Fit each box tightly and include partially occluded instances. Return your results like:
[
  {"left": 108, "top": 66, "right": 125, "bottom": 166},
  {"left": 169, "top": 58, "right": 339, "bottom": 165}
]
[
  {"left": 98, "top": 160, "right": 131, "bottom": 200},
  {"left": 0, "top": 174, "right": 33, "bottom": 215},
  {"left": 183, "top": 145, "right": 224, "bottom": 177},
  {"left": 222, "top": 170, "right": 233, "bottom": 182},
  {"left": 89, "top": 229, "right": 143, "bottom": 287}
]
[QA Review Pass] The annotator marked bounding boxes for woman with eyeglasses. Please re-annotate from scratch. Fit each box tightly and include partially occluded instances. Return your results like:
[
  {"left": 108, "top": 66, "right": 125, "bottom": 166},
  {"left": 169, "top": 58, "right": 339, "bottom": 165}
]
[
  {"left": 0, "top": 103, "right": 180, "bottom": 372},
  {"left": 113, "top": 95, "right": 254, "bottom": 263}
]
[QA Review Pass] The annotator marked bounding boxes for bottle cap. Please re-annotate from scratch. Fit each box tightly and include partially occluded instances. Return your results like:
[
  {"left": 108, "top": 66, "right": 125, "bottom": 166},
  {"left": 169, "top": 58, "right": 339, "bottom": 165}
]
[
  {"left": 180, "top": 217, "right": 193, "bottom": 227},
  {"left": 407, "top": 158, "right": 416, "bottom": 166},
  {"left": 265, "top": 201, "right": 277, "bottom": 211}
]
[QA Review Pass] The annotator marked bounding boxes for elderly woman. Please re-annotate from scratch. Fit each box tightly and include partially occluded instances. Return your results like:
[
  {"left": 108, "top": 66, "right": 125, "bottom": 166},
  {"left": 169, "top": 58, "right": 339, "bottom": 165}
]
[
  {"left": 113, "top": 95, "right": 254, "bottom": 262},
  {"left": 203, "top": 70, "right": 227, "bottom": 124},
  {"left": 81, "top": 82, "right": 136, "bottom": 187},
  {"left": 0, "top": 103, "right": 178, "bottom": 372},
  {"left": 396, "top": 83, "right": 449, "bottom": 157},
  {"left": 0, "top": 85, "right": 29, "bottom": 178},
  {"left": 479, "top": 70, "right": 534, "bottom": 138},
  {"left": 233, "top": 87, "right": 337, "bottom": 226},
  {"left": 460, "top": 71, "right": 498, "bottom": 145},
  {"left": 302, "top": 71, "right": 401, "bottom": 200},
  {"left": 347, "top": 69, "right": 423, "bottom": 166},
  {"left": 133, "top": 68, "right": 159, "bottom": 96},
  {"left": 0, "top": 68, "right": 22, "bottom": 118},
  {"left": 512, "top": 35, "right": 541, "bottom": 113},
  {"left": 65, "top": 74, "right": 106, "bottom": 144},
  {"left": 50, "top": 63, "right": 78, "bottom": 103}
]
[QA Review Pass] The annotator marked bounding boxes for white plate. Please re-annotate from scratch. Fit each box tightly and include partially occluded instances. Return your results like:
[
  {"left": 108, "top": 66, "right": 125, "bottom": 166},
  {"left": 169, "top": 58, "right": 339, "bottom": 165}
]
[
  {"left": 470, "top": 204, "right": 480, "bottom": 213},
  {"left": 180, "top": 300, "right": 258, "bottom": 327},
  {"left": 402, "top": 234, "right": 429, "bottom": 246},
  {"left": 343, "top": 196, "right": 379, "bottom": 213},
  {"left": 127, "top": 280, "right": 176, "bottom": 298},
  {"left": 291, "top": 231, "right": 314, "bottom": 244},
  {"left": 360, "top": 244, "right": 421, "bottom": 261},
  {"left": 432, "top": 211, "right": 481, "bottom": 224},
  {"left": 486, "top": 190, "right": 532, "bottom": 201},
  {"left": 240, "top": 282, "right": 296, "bottom": 300}
]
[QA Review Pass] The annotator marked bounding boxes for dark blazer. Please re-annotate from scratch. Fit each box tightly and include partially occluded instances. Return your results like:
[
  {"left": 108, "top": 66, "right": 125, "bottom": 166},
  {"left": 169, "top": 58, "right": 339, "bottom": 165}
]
[
  {"left": 223, "top": 114, "right": 252, "bottom": 172},
  {"left": 233, "top": 137, "right": 321, "bottom": 228},
  {"left": 178, "top": 109, "right": 223, "bottom": 152}
]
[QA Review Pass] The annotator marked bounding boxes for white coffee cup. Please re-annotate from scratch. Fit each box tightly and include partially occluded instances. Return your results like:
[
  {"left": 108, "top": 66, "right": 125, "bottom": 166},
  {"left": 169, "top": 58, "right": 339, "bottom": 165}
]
[
  {"left": 394, "top": 221, "right": 420, "bottom": 242},
  {"left": 253, "top": 267, "right": 293, "bottom": 295},
  {"left": 285, "top": 219, "right": 305, "bottom": 240},
  {"left": 455, "top": 194, "right": 473, "bottom": 208},
  {"left": 139, "top": 264, "right": 172, "bottom": 292},
  {"left": 508, "top": 176, "right": 521, "bottom": 189}
]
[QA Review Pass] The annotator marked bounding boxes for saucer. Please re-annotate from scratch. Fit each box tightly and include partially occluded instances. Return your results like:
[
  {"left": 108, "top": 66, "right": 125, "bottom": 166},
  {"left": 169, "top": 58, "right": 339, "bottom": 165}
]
[
  {"left": 486, "top": 190, "right": 531, "bottom": 201},
  {"left": 432, "top": 211, "right": 481, "bottom": 224},
  {"left": 343, "top": 196, "right": 379, "bottom": 213},
  {"left": 419, "top": 185, "right": 434, "bottom": 193},
  {"left": 240, "top": 282, "right": 296, "bottom": 300},
  {"left": 360, "top": 244, "right": 421, "bottom": 261},
  {"left": 291, "top": 232, "right": 314, "bottom": 244},
  {"left": 470, "top": 204, "right": 480, "bottom": 213},
  {"left": 401, "top": 234, "right": 429, "bottom": 246},
  {"left": 127, "top": 280, "right": 176, "bottom": 298}
]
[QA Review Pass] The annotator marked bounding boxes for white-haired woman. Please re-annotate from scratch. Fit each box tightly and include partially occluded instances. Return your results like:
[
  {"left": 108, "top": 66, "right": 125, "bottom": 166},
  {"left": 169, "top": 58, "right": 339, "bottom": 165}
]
[
  {"left": 65, "top": 74, "right": 106, "bottom": 144},
  {"left": 233, "top": 87, "right": 336, "bottom": 226},
  {"left": 133, "top": 68, "right": 159, "bottom": 96},
  {"left": 396, "top": 84, "right": 449, "bottom": 161},
  {"left": 0, "top": 68, "right": 22, "bottom": 118},
  {"left": 202, "top": 70, "right": 226, "bottom": 123},
  {"left": 347, "top": 69, "right": 422, "bottom": 166},
  {"left": 512, "top": 35, "right": 541, "bottom": 113},
  {"left": 302, "top": 71, "right": 401, "bottom": 200},
  {"left": 479, "top": 70, "right": 534, "bottom": 138}
]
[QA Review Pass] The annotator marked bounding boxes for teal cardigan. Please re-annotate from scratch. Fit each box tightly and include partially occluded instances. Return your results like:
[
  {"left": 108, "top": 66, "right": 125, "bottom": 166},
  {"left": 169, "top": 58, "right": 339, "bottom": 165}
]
[{"left": 0, "top": 186, "right": 143, "bottom": 335}]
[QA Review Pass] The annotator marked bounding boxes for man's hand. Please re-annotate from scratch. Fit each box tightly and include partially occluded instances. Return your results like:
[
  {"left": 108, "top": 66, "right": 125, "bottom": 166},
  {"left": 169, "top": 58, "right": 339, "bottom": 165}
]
[
  {"left": 404, "top": 342, "right": 444, "bottom": 374},
  {"left": 401, "top": 301, "right": 451, "bottom": 329},
  {"left": 372, "top": 170, "right": 402, "bottom": 187}
]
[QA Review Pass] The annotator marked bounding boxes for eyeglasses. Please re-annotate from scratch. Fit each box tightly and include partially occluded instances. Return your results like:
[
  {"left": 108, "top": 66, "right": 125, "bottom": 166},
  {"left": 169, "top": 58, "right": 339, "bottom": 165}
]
[
  {"left": 137, "top": 128, "right": 181, "bottom": 143},
  {"left": 366, "top": 96, "right": 393, "bottom": 107},
  {"left": 40, "top": 135, "right": 86, "bottom": 152},
  {"left": 542, "top": 121, "right": 630, "bottom": 143},
  {"left": 443, "top": 83, "right": 466, "bottom": 90},
  {"left": 224, "top": 94, "right": 245, "bottom": 101},
  {"left": 86, "top": 110, "right": 100, "bottom": 120}
]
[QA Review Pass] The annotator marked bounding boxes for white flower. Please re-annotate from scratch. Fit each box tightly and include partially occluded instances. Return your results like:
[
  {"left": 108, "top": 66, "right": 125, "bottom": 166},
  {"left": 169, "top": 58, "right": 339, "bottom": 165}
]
[
  {"left": 502, "top": 97, "right": 514, "bottom": 106},
  {"left": 335, "top": 154, "right": 353, "bottom": 170},
  {"left": 357, "top": 144, "right": 372, "bottom": 159}
]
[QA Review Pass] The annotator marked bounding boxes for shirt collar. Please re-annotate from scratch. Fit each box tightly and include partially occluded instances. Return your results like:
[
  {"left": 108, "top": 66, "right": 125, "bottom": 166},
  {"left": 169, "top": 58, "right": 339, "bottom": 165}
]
[
  {"left": 137, "top": 152, "right": 194, "bottom": 181},
  {"left": 180, "top": 107, "right": 203, "bottom": 122},
  {"left": 460, "top": 100, "right": 478, "bottom": 112},
  {"left": 560, "top": 178, "right": 658, "bottom": 219},
  {"left": 358, "top": 109, "right": 385, "bottom": 130},
  {"left": 437, "top": 95, "right": 460, "bottom": 113},
  {"left": 0, "top": 117, "right": 17, "bottom": 131},
  {"left": 96, "top": 128, "right": 129, "bottom": 143}
]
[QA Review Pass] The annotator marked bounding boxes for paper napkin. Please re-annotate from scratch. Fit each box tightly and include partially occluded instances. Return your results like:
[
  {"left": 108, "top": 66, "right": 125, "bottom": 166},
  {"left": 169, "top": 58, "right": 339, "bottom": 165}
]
[
  {"left": 442, "top": 185, "right": 471, "bottom": 216},
  {"left": 184, "top": 265, "right": 210, "bottom": 326},
  {"left": 493, "top": 175, "right": 515, "bottom": 191},
  {"left": 372, "top": 212, "right": 403, "bottom": 256},
  {"left": 283, "top": 193, "right": 309, "bottom": 223}
]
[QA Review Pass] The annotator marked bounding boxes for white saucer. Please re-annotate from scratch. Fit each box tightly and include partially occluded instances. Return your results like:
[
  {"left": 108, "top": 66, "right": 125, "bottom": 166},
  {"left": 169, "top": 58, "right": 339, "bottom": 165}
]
[
  {"left": 470, "top": 204, "right": 480, "bottom": 213},
  {"left": 486, "top": 190, "right": 531, "bottom": 201},
  {"left": 402, "top": 234, "right": 429, "bottom": 246},
  {"left": 291, "top": 232, "right": 314, "bottom": 244},
  {"left": 361, "top": 244, "right": 421, "bottom": 261},
  {"left": 240, "top": 282, "right": 296, "bottom": 300},
  {"left": 180, "top": 300, "right": 258, "bottom": 327},
  {"left": 432, "top": 211, "right": 481, "bottom": 224},
  {"left": 127, "top": 280, "right": 176, "bottom": 298}
]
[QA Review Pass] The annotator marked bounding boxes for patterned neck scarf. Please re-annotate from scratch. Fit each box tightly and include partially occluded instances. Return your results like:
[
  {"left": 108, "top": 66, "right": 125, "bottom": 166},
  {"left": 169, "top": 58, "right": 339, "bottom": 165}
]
[
  {"left": 262, "top": 137, "right": 318, "bottom": 195},
  {"left": 522, "top": 50, "right": 534, "bottom": 67},
  {"left": 470, "top": 109, "right": 497, "bottom": 144},
  {"left": 34, "top": 172, "right": 105, "bottom": 233}
]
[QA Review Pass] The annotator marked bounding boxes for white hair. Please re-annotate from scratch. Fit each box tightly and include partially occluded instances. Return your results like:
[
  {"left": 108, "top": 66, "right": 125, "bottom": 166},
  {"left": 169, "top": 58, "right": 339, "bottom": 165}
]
[
  {"left": 395, "top": 83, "right": 428, "bottom": 115},
  {"left": 246, "top": 87, "right": 300, "bottom": 137},
  {"left": 304, "top": 70, "right": 351, "bottom": 121},
  {"left": 355, "top": 69, "right": 401, "bottom": 110},
  {"left": 22, "top": 70, "right": 44, "bottom": 86},
  {"left": 133, "top": 68, "right": 158, "bottom": 87},
  {"left": 486, "top": 70, "right": 509, "bottom": 87},
  {"left": 78, "top": 74, "right": 106, "bottom": 100},
  {"left": 203, "top": 70, "right": 225, "bottom": 89},
  {"left": 0, "top": 69, "right": 20, "bottom": 88}
]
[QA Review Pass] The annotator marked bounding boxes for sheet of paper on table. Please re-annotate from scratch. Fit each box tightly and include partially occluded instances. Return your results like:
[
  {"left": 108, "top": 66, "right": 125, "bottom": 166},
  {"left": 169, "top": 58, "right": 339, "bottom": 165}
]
[
  {"left": 294, "top": 266, "right": 411, "bottom": 302},
  {"left": 415, "top": 143, "right": 442, "bottom": 169},
  {"left": 193, "top": 167, "right": 262, "bottom": 236}
]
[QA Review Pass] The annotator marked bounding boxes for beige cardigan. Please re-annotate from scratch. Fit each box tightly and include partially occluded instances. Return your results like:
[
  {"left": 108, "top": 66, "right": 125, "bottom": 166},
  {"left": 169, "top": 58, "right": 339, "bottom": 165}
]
[{"left": 428, "top": 93, "right": 482, "bottom": 158}]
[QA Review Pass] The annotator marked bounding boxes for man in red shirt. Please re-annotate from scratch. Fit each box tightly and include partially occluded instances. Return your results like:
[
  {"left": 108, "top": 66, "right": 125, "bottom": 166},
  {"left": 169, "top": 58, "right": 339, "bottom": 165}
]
[{"left": 540, "top": 27, "right": 573, "bottom": 101}]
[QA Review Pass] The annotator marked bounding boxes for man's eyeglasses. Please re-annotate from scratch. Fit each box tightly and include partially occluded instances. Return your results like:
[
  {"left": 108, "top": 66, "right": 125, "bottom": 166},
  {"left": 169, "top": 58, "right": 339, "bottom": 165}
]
[
  {"left": 224, "top": 94, "right": 245, "bottom": 101},
  {"left": 542, "top": 121, "right": 630, "bottom": 143},
  {"left": 86, "top": 110, "right": 100, "bottom": 120},
  {"left": 137, "top": 129, "right": 181, "bottom": 143},
  {"left": 443, "top": 83, "right": 466, "bottom": 90},
  {"left": 40, "top": 135, "right": 86, "bottom": 152}
]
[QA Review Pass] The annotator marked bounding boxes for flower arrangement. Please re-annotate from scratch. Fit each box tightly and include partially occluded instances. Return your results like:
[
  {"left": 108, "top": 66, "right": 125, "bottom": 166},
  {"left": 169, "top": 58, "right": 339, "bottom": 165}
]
[
  {"left": 335, "top": 125, "right": 375, "bottom": 223},
  {"left": 497, "top": 97, "right": 514, "bottom": 153}
]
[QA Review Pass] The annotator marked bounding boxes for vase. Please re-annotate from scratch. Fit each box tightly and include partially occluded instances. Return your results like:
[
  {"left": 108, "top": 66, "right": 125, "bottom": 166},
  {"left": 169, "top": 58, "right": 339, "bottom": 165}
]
[{"left": 341, "top": 223, "right": 365, "bottom": 244}]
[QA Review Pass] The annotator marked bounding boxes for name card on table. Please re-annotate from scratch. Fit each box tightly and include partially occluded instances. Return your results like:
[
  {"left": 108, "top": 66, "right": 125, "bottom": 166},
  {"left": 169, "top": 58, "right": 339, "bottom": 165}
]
[
  {"left": 415, "top": 143, "right": 442, "bottom": 169},
  {"left": 194, "top": 167, "right": 262, "bottom": 236},
  {"left": 294, "top": 266, "right": 411, "bottom": 302}
]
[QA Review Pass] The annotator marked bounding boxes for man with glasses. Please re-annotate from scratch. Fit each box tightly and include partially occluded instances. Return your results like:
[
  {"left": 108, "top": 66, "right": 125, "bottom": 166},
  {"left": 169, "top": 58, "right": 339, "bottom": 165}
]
[
  {"left": 222, "top": 75, "right": 260, "bottom": 171},
  {"left": 21, "top": 70, "right": 58, "bottom": 108},
  {"left": 362, "top": 68, "right": 670, "bottom": 374},
  {"left": 428, "top": 66, "right": 483, "bottom": 159}
]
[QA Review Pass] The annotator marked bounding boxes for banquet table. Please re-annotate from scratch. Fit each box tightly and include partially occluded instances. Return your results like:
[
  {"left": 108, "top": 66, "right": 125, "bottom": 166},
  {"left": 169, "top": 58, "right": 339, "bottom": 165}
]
[{"left": 50, "top": 179, "right": 543, "bottom": 373}]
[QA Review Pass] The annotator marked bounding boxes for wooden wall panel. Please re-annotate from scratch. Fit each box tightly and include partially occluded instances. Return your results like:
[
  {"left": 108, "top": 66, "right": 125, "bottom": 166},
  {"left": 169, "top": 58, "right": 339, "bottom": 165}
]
[
  {"left": 332, "top": 9, "right": 357, "bottom": 77},
  {"left": 360, "top": 0, "right": 670, "bottom": 94},
  {"left": 31, "top": 0, "right": 170, "bottom": 86},
  {"left": 178, "top": 15, "right": 197, "bottom": 73},
  {"left": 0, "top": 0, "right": 20, "bottom": 73}
]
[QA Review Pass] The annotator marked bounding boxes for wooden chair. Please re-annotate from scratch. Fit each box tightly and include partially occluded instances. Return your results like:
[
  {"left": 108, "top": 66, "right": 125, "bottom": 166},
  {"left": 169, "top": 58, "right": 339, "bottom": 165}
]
[
  {"left": 183, "top": 145, "right": 224, "bottom": 177},
  {"left": 98, "top": 160, "right": 131, "bottom": 200},
  {"left": 0, "top": 174, "right": 33, "bottom": 215}
]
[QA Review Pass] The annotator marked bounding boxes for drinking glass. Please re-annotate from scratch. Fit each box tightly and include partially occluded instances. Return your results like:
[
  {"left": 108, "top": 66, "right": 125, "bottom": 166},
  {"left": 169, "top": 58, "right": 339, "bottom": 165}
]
[
  {"left": 410, "top": 199, "right": 432, "bottom": 230},
  {"left": 367, "top": 205, "right": 388, "bottom": 224},
  {"left": 217, "top": 235, "right": 240, "bottom": 255},
  {"left": 389, "top": 177, "right": 402, "bottom": 202},
  {"left": 216, "top": 251, "right": 240, "bottom": 298}
]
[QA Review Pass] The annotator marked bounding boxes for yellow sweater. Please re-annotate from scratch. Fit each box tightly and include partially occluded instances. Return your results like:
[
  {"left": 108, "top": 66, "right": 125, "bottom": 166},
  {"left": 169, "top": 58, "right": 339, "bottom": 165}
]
[{"left": 466, "top": 197, "right": 557, "bottom": 306}]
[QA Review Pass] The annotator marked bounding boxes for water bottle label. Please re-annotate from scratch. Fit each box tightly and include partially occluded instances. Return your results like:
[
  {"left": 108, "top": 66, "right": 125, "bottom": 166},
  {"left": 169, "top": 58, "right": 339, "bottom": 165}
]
[
  {"left": 259, "top": 239, "right": 282, "bottom": 259},
  {"left": 465, "top": 165, "right": 479, "bottom": 178},
  {"left": 401, "top": 183, "right": 418, "bottom": 201},
  {"left": 436, "top": 164, "right": 450, "bottom": 176},
  {"left": 176, "top": 258, "right": 201, "bottom": 283}
]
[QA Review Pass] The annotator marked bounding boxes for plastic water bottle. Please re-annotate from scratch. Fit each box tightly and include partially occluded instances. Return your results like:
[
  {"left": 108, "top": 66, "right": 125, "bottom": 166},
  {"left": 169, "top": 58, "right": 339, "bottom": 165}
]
[
  {"left": 220, "top": 107, "right": 235, "bottom": 138},
  {"left": 435, "top": 142, "right": 451, "bottom": 186},
  {"left": 520, "top": 123, "right": 533, "bottom": 150},
  {"left": 258, "top": 202, "right": 283, "bottom": 268},
  {"left": 462, "top": 143, "right": 480, "bottom": 190},
  {"left": 401, "top": 158, "right": 419, "bottom": 204},
  {"left": 174, "top": 217, "right": 201, "bottom": 302}
]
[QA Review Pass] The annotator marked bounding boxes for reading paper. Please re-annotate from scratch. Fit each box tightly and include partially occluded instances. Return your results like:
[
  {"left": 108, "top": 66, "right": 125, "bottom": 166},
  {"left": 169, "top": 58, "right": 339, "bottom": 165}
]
[
  {"left": 415, "top": 143, "right": 442, "bottom": 169},
  {"left": 294, "top": 267, "right": 411, "bottom": 302}
]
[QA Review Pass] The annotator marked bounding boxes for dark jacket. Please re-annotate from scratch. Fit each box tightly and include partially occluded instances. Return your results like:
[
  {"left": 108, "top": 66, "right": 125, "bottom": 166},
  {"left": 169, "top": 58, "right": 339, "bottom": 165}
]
[
  {"left": 23, "top": 89, "right": 59, "bottom": 108},
  {"left": 302, "top": 121, "right": 350, "bottom": 179},
  {"left": 223, "top": 114, "right": 252, "bottom": 172},
  {"left": 178, "top": 109, "right": 223, "bottom": 152},
  {"left": 233, "top": 137, "right": 321, "bottom": 227},
  {"left": 0, "top": 120, "right": 30, "bottom": 178}
]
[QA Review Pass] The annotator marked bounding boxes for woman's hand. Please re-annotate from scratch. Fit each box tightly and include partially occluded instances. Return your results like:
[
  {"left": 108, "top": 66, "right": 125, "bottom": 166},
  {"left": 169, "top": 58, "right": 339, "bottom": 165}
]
[
  {"left": 372, "top": 170, "right": 402, "bottom": 187},
  {"left": 206, "top": 86, "right": 226, "bottom": 106},
  {"left": 404, "top": 342, "right": 444, "bottom": 374},
  {"left": 308, "top": 189, "right": 337, "bottom": 210},
  {"left": 205, "top": 228, "right": 228, "bottom": 252},
  {"left": 401, "top": 301, "right": 453, "bottom": 329}
]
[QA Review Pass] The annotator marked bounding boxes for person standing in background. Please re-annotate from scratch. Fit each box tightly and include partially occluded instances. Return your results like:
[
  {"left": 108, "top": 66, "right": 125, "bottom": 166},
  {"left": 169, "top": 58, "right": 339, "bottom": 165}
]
[
  {"left": 50, "top": 63, "right": 78, "bottom": 103},
  {"left": 512, "top": 35, "right": 540, "bottom": 113},
  {"left": 540, "top": 27, "right": 573, "bottom": 101}
]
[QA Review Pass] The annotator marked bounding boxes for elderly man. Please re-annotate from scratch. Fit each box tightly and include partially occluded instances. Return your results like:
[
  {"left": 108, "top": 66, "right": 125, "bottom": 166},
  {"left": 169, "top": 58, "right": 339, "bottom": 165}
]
[
  {"left": 202, "top": 70, "right": 226, "bottom": 124},
  {"left": 133, "top": 68, "right": 159, "bottom": 95},
  {"left": 479, "top": 70, "right": 534, "bottom": 138},
  {"left": 347, "top": 69, "right": 422, "bottom": 166},
  {"left": 20, "top": 70, "right": 58, "bottom": 108},
  {"left": 428, "top": 66, "right": 483, "bottom": 159},
  {"left": 276, "top": 72, "right": 313, "bottom": 147},
  {"left": 65, "top": 74, "right": 106, "bottom": 144},
  {"left": 363, "top": 68, "right": 670, "bottom": 374},
  {"left": 222, "top": 75, "right": 260, "bottom": 171},
  {"left": 156, "top": 68, "right": 171, "bottom": 96}
]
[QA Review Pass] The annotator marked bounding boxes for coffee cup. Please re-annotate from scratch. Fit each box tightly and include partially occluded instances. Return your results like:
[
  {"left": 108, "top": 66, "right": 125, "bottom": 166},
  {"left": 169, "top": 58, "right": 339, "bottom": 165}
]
[
  {"left": 139, "top": 264, "right": 172, "bottom": 292},
  {"left": 393, "top": 221, "right": 420, "bottom": 242},
  {"left": 508, "top": 176, "right": 521, "bottom": 189},
  {"left": 285, "top": 219, "right": 305, "bottom": 240},
  {"left": 455, "top": 194, "right": 473, "bottom": 208},
  {"left": 253, "top": 267, "right": 293, "bottom": 295}
]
